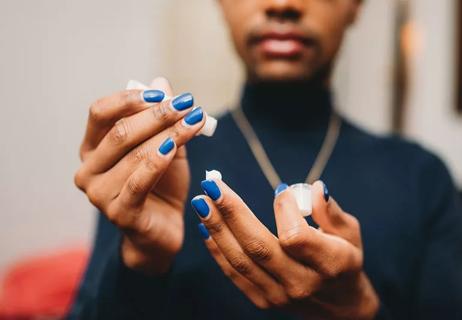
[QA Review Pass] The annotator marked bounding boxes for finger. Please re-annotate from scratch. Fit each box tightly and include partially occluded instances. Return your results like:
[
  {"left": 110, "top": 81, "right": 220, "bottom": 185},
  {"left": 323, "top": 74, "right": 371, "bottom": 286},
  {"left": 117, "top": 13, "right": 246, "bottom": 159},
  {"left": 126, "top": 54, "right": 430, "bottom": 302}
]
[
  {"left": 198, "top": 224, "right": 270, "bottom": 310},
  {"left": 96, "top": 107, "right": 208, "bottom": 201},
  {"left": 192, "top": 196, "right": 289, "bottom": 307},
  {"left": 84, "top": 92, "right": 195, "bottom": 173},
  {"left": 274, "top": 185, "right": 362, "bottom": 278},
  {"left": 80, "top": 88, "right": 165, "bottom": 159},
  {"left": 199, "top": 180, "right": 319, "bottom": 299},
  {"left": 116, "top": 136, "right": 178, "bottom": 212},
  {"left": 311, "top": 181, "right": 362, "bottom": 248},
  {"left": 148, "top": 78, "right": 192, "bottom": 161}
]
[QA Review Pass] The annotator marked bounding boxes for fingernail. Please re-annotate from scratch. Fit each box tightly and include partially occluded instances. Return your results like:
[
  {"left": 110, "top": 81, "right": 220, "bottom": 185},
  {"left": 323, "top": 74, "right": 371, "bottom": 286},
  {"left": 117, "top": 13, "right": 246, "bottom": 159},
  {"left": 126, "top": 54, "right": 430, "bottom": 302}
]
[
  {"left": 191, "top": 197, "right": 210, "bottom": 219},
  {"left": 143, "top": 90, "right": 165, "bottom": 103},
  {"left": 171, "top": 93, "right": 194, "bottom": 111},
  {"left": 197, "top": 223, "right": 210, "bottom": 239},
  {"left": 274, "top": 183, "right": 289, "bottom": 196},
  {"left": 158, "top": 137, "right": 175, "bottom": 155},
  {"left": 321, "top": 181, "right": 330, "bottom": 202},
  {"left": 183, "top": 107, "right": 204, "bottom": 126},
  {"left": 201, "top": 180, "right": 221, "bottom": 201}
]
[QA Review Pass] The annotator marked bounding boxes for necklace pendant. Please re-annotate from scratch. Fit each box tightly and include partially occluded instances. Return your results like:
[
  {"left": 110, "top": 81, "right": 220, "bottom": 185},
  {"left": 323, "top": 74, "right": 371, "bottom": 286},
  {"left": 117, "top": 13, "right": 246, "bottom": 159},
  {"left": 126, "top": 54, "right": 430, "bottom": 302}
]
[{"left": 289, "top": 183, "right": 312, "bottom": 217}]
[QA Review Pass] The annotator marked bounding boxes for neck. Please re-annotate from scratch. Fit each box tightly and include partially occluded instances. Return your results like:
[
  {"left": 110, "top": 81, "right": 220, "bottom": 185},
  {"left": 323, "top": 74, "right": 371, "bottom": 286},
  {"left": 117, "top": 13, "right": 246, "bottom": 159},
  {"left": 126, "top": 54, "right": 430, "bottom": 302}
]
[{"left": 240, "top": 80, "right": 333, "bottom": 130}]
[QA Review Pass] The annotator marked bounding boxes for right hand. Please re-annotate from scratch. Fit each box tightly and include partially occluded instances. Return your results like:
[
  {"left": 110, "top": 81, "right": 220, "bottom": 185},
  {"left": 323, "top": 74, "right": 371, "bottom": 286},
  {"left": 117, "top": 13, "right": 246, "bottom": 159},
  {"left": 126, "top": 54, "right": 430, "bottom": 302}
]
[{"left": 74, "top": 78, "right": 206, "bottom": 275}]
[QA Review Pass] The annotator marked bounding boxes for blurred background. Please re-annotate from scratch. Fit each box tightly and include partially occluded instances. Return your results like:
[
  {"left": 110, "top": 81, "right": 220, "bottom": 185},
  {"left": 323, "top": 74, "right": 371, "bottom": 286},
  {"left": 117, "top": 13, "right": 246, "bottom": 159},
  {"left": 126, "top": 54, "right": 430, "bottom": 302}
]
[{"left": 0, "top": 0, "right": 461, "bottom": 316}]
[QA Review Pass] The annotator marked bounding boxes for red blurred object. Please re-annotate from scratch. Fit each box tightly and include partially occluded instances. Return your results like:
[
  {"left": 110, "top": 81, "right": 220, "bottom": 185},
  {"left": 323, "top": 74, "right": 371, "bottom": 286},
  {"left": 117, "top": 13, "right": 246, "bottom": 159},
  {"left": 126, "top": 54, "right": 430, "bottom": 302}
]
[{"left": 0, "top": 247, "right": 89, "bottom": 320}]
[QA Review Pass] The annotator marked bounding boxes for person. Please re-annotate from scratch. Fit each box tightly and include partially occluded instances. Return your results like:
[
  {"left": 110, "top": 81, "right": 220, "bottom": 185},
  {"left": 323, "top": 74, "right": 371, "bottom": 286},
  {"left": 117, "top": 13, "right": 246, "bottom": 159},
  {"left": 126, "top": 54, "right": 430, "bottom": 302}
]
[{"left": 70, "top": 0, "right": 462, "bottom": 319}]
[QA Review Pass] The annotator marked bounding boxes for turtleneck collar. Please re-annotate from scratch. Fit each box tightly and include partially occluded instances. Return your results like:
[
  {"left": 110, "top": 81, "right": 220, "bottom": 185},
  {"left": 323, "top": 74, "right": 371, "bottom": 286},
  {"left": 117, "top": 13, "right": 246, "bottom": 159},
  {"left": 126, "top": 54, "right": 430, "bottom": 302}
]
[{"left": 240, "top": 81, "right": 333, "bottom": 131}]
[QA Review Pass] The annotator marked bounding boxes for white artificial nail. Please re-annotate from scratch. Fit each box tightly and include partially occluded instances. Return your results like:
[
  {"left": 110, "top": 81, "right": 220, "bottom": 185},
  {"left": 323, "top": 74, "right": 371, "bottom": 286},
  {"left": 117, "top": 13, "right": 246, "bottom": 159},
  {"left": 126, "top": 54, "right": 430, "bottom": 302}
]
[
  {"left": 197, "top": 115, "right": 218, "bottom": 137},
  {"left": 206, "top": 170, "right": 222, "bottom": 181},
  {"left": 126, "top": 80, "right": 149, "bottom": 90},
  {"left": 127, "top": 80, "right": 172, "bottom": 101},
  {"left": 126, "top": 80, "right": 150, "bottom": 103},
  {"left": 290, "top": 183, "right": 313, "bottom": 217}
]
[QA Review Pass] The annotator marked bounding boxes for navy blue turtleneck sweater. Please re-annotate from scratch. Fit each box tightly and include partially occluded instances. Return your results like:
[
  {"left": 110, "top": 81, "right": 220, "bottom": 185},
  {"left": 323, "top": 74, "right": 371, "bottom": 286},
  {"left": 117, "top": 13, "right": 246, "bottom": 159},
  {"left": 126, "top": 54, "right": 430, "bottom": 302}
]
[{"left": 70, "top": 84, "right": 462, "bottom": 320}]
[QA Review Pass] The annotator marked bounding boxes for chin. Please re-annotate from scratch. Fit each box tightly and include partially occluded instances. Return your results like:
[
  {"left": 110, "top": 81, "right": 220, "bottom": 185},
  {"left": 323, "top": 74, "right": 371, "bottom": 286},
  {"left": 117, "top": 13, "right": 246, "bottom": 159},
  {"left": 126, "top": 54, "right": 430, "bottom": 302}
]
[{"left": 250, "top": 61, "right": 319, "bottom": 83}]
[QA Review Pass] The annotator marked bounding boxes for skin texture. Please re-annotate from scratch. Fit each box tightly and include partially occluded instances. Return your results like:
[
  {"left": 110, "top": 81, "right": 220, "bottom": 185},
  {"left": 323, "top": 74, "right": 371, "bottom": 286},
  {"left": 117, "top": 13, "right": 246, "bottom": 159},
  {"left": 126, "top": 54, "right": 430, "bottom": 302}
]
[
  {"left": 218, "top": 0, "right": 361, "bottom": 83},
  {"left": 75, "top": 0, "right": 378, "bottom": 317},
  {"left": 194, "top": 181, "right": 379, "bottom": 319},
  {"left": 192, "top": 1, "right": 378, "bottom": 318},
  {"left": 75, "top": 78, "right": 206, "bottom": 274}
]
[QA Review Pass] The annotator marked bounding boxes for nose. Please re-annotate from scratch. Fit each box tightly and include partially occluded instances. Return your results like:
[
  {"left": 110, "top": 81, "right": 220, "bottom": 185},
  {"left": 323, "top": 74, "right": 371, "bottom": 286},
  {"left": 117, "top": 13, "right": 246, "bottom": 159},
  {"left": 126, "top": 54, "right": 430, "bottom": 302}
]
[{"left": 264, "top": 0, "right": 304, "bottom": 22}]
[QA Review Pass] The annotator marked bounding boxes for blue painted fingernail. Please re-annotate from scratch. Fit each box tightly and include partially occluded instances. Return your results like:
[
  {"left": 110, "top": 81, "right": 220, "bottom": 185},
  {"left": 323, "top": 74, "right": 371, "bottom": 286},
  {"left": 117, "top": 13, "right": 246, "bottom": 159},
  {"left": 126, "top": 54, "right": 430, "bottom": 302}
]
[
  {"left": 172, "top": 93, "right": 194, "bottom": 111},
  {"left": 274, "top": 183, "right": 289, "bottom": 196},
  {"left": 158, "top": 137, "right": 175, "bottom": 155},
  {"left": 184, "top": 107, "right": 204, "bottom": 126},
  {"left": 321, "top": 181, "right": 330, "bottom": 202},
  {"left": 191, "top": 197, "right": 210, "bottom": 218},
  {"left": 201, "top": 180, "right": 221, "bottom": 201},
  {"left": 143, "top": 90, "right": 165, "bottom": 103},
  {"left": 198, "top": 223, "right": 210, "bottom": 239}
]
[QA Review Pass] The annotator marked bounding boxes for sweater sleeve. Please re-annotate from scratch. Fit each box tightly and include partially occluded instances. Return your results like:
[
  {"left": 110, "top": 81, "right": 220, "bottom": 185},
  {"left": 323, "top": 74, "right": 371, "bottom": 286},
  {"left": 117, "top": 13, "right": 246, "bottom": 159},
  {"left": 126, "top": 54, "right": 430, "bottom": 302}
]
[
  {"left": 411, "top": 154, "right": 462, "bottom": 319},
  {"left": 68, "top": 214, "right": 172, "bottom": 319}
]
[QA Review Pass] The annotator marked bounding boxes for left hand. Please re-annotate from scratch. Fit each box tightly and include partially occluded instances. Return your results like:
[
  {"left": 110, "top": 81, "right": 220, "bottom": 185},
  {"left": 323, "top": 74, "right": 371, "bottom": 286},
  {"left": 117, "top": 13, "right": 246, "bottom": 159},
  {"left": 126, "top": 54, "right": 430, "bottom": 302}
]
[{"left": 191, "top": 179, "right": 379, "bottom": 320}]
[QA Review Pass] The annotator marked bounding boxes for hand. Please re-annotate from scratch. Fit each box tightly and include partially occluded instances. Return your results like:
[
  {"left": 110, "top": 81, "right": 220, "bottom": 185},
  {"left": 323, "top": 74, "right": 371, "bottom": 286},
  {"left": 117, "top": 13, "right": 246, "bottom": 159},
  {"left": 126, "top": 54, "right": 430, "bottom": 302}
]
[
  {"left": 192, "top": 179, "right": 379, "bottom": 319},
  {"left": 75, "top": 77, "right": 206, "bottom": 275}
]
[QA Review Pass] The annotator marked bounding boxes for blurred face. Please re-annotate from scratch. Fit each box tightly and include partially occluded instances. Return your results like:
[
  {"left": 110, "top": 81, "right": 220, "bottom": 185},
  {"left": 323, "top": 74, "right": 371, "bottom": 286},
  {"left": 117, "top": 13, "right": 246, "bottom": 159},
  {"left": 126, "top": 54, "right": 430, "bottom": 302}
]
[{"left": 219, "top": 0, "right": 361, "bottom": 83}]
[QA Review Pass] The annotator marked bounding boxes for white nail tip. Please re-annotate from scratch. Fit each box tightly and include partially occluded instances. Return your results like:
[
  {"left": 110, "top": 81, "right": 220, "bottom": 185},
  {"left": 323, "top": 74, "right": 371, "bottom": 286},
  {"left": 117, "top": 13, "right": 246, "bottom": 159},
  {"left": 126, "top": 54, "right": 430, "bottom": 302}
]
[
  {"left": 205, "top": 170, "right": 222, "bottom": 181},
  {"left": 198, "top": 115, "right": 218, "bottom": 137},
  {"left": 126, "top": 80, "right": 149, "bottom": 90},
  {"left": 290, "top": 183, "right": 313, "bottom": 217}
]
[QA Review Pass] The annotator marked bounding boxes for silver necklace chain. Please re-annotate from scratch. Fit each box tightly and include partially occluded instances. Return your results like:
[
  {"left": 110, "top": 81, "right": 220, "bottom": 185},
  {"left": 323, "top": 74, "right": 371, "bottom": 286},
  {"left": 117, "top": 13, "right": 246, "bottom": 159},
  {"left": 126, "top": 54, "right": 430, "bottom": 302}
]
[{"left": 231, "top": 106, "right": 342, "bottom": 189}]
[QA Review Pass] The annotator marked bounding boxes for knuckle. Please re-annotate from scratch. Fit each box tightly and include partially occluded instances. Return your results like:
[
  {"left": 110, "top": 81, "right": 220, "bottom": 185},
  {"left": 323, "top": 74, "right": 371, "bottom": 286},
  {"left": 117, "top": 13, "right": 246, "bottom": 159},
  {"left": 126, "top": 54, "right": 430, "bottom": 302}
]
[
  {"left": 348, "top": 215, "right": 360, "bottom": 232},
  {"left": 315, "top": 248, "right": 343, "bottom": 279},
  {"left": 228, "top": 254, "right": 252, "bottom": 276},
  {"left": 109, "top": 118, "right": 129, "bottom": 146},
  {"left": 242, "top": 239, "right": 272, "bottom": 263},
  {"left": 168, "top": 125, "right": 182, "bottom": 140},
  {"left": 74, "top": 168, "right": 88, "bottom": 191},
  {"left": 208, "top": 245, "right": 221, "bottom": 257},
  {"left": 215, "top": 195, "right": 239, "bottom": 220},
  {"left": 286, "top": 285, "right": 312, "bottom": 301},
  {"left": 206, "top": 220, "right": 225, "bottom": 235},
  {"left": 105, "top": 206, "right": 119, "bottom": 225},
  {"left": 279, "top": 232, "right": 308, "bottom": 252},
  {"left": 126, "top": 176, "right": 146, "bottom": 196},
  {"left": 120, "top": 90, "right": 139, "bottom": 107},
  {"left": 152, "top": 101, "right": 170, "bottom": 122},
  {"left": 89, "top": 99, "right": 106, "bottom": 123},
  {"left": 132, "top": 147, "right": 149, "bottom": 164},
  {"left": 79, "top": 145, "right": 87, "bottom": 161},
  {"left": 348, "top": 250, "right": 363, "bottom": 273},
  {"left": 86, "top": 184, "right": 105, "bottom": 208},
  {"left": 105, "top": 207, "right": 122, "bottom": 226},
  {"left": 268, "top": 294, "right": 289, "bottom": 308},
  {"left": 225, "top": 269, "right": 239, "bottom": 280},
  {"left": 320, "top": 263, "right": 341, "bottom": 279},
  {"left": 273, "top": 196, "right": 290, "bottom": 212},
  {"left": 144, "top": 153, "right": 162, "bottom": 172}
]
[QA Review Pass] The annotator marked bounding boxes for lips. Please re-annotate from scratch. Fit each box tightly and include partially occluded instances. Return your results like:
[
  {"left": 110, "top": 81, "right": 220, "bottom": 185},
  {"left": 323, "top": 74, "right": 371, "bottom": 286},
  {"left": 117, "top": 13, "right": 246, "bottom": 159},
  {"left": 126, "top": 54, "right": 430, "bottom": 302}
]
[{"left": 251, "top": 30, "right": 315, "bottom": 58}]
